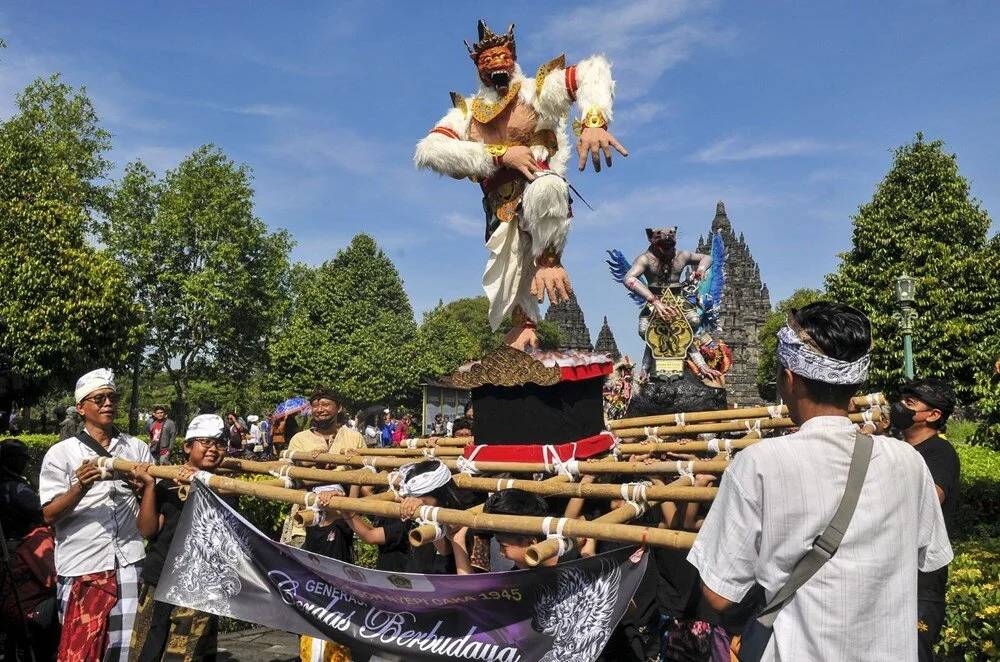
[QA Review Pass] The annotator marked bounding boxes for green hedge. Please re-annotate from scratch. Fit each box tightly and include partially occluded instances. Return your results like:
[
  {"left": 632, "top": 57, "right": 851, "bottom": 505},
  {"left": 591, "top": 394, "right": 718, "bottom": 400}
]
[
  {"left": 938, "top": 537, "right": 1000, "bottom": 661},
  {"left": 954, "top": 442, "right": 1000, "bottom": 540}
]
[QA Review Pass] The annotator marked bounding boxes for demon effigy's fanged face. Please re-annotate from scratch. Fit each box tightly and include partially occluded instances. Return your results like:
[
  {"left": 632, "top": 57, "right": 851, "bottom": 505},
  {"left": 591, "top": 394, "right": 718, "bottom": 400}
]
[
  {"left": 646, "top": 226, "right": 678, "bottom": 251},
  {"left": 477, "top": 45, "right": 516, "bottom": 90},
  {"left": 466, "top": 20, "right": 517, "bottom": 92}
]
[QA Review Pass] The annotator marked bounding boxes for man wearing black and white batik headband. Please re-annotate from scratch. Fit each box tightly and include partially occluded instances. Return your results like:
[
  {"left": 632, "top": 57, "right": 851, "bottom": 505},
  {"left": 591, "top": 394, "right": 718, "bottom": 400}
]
[
  {"left": 341, "top": 459, "right": 462, "bottom": 574},
  {"left": 689, "top": 302, "right": 951, "bottom": 662}
]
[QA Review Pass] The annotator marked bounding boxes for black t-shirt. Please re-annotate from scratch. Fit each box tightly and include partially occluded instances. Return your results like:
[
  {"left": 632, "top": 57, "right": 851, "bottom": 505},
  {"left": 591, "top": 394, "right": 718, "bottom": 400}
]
[
  {"left": 597, "top": 509, "right": 660, "bottom": 629},
  {"left": 304, "top": 518, "right": 354, "bottom": 563},
  {"left": 0, "top": 473, "right": 42, "bottom": 540},
  {"left": 143, "top": 480, "right": 240, "bottom": 585},
  {"left": 375, "top": 518, "right": 455, "bottom": 575},
  {"left": 914, "top": 435, "right": 960, "bottom": 601}
]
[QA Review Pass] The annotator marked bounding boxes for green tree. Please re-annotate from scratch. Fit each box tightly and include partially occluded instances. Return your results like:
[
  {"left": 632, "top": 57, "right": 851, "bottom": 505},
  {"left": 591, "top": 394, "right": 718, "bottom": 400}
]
[
  {"left": 269, "top": 234, "right": 420, "bottom": 407},
  {"left": 0, "top": 75, "right": 139, "bottom": 409},
  {"left": 825, "top": 134, "right": 995, "bottom": 403},
  {"left": 971, "top": 233, "right": 1000, "bottom": 449},
  {"left": 104, "top": 146, "right": 293, "bottom": 425},
  {"left": 756, "top": 288, "right": 826, "bottom": 394},
  {"left": 429, "top": 295, "right": 562, "bottom": 355},
  {"left": 415, "top": 303, "right": 483, "bottom": 380}
]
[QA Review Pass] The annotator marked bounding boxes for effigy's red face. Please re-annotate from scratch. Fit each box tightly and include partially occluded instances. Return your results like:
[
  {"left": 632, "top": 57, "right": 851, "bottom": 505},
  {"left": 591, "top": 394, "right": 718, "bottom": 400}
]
[{"left": 477, "top": 46, "right": 516, "bottom": 90}]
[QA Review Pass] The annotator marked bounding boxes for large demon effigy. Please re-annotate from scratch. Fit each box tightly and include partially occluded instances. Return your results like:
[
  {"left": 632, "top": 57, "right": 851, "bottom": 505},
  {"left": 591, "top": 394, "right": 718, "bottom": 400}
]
[
  {"left": 414, "top": 20, "right": 627, "bottom": 350},
  {"left": 607, "top": 227, "right": 732, "bottom": 415}
]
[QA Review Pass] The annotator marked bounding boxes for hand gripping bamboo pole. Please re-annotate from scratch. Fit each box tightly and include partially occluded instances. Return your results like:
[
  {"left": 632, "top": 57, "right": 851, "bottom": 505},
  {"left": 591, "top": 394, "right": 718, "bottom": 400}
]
[
  {"left": 102, "top": 458, "right": 696, "bottom": 551},
  {"left": 281, "top": 450, "right": 729, "bottom": 476},
  {"left": 608, "top": 393, "right": 885, "bottom": 430},
  {"left": 613, "top": 408, "right": 883, "bottom": 440},
  {"left": 524, "top": 476, "right": 694, "bottom": 567}
]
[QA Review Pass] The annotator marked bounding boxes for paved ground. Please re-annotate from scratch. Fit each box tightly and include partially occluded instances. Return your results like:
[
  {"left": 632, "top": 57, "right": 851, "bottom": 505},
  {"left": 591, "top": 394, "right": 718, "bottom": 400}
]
[{"left": 217, "top": 628, "right": 299, "bottom": 661}]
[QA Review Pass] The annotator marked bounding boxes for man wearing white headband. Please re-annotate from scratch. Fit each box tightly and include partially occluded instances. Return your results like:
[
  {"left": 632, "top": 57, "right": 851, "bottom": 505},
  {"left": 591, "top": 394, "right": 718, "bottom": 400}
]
[
  {"left": 689, "top": 302, "right": 952, "bottom": 661},
  {"left": 39, "top": 368, "right": 158, "bottom": 662}
]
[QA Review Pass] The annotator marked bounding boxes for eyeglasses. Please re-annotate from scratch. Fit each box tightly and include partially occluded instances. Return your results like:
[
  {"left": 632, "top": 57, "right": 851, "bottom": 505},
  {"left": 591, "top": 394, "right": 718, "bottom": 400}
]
[
  {"left": 193, "top": 438, "right": 227, "bottom": 450},
  {"left": 83, "top": 393, "right": 121, "bottom": 406}
]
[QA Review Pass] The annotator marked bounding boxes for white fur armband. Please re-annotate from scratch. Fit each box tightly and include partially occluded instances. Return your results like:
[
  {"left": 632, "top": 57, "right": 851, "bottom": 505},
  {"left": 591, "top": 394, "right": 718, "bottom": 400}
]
[
  {"left": 574, "top": 54, "right": 615, "bottom": 124},
  {"left": 413, "top": 106, "right": 497, "bottom": 180}
]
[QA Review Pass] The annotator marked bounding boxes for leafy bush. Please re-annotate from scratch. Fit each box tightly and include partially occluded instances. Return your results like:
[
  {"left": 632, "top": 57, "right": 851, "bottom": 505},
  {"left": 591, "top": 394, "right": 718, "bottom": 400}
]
[
  {"left": 947, "top": 420, "right": 979, "bottom": 446},
  {"left": 938, "top": 537, "right": 1000, "bottom": 661},
  {"left": 954, "top": 443, "right": 1000, "bottom": 540}
]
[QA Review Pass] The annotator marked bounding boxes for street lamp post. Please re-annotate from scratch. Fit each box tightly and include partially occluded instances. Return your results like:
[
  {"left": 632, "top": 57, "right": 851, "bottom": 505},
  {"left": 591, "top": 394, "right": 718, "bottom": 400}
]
[{"left": 894, "top": 274, "right": 918, "bottom": 380}]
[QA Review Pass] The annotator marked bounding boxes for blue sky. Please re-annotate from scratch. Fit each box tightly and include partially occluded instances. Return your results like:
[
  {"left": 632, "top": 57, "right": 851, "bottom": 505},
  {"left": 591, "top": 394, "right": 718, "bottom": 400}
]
[{"left": 3, "top": 1, "right": 998, "bottom": 360}]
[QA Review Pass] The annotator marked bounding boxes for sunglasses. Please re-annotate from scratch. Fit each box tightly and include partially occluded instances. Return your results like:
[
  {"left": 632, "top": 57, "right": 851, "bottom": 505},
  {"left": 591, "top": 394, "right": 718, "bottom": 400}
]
[
  {"left": 192, "top": 438, "right": 227, "bottom": 450},
  {"left": 83, "top": 393, "right": 121, "bottom": 406}
]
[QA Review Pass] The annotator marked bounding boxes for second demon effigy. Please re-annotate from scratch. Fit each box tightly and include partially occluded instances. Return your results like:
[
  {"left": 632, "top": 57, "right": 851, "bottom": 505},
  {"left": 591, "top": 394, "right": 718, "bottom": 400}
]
[{"left": 415, "top": 20, "right": 627, "bottom": 350}]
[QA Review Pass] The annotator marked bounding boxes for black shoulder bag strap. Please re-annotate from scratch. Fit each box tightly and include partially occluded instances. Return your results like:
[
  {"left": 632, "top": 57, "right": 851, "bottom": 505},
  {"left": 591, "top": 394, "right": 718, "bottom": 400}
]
[
  {"left": 738, "top": 431, "right": 874, "bottom": 661},
  {"left": 75, "top": 428, "right": 115, "bottom": 458}
]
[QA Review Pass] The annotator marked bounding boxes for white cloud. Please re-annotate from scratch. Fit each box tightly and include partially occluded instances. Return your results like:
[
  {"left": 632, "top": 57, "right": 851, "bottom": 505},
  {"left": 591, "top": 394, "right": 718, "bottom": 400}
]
[
  {"left": 578, "top": 181, "right": 782, "bottom": 228},
  {"left": 529, "top": 0, "right": 732, "bottom": 99},
  {"left": 439, "top": 212, "right": 482, "bottom": 237},
  {"left": 690, "top": 137, "right": 840, "bottom": 163},
  {"left": 615, "top": 101, "right": 669, "bottom": 134}
]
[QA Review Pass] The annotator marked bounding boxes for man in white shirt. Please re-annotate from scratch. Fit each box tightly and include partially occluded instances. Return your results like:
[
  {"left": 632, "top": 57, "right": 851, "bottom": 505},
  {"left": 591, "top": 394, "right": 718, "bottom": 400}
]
[
  {"left": 688, "top": 302, "right": 952, "bottom": 661},
  {"left": 39, "top": 368, "right": 157, "bottom": 662}
]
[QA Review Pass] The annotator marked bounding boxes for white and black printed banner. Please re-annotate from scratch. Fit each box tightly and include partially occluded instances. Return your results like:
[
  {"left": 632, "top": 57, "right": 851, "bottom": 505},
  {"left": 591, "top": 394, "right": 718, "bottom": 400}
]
[{"left": 155, "top": 481, "right": 647, "bottom": 662}]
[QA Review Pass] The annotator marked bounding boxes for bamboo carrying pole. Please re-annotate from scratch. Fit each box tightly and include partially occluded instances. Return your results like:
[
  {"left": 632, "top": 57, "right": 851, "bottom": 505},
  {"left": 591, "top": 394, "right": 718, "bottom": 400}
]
[
  {"left": 102, "top": 459, "right": 697, "bottom": 551},
  {"left": 408, "top": 475, "right": 572, "bottom": 547},
  {"left": 617, "top": 433, "right": 760, "bottom": 456},
  {"left": 281, "top": 450, "right": 730, "bottom": 476},
  {"left": 524, "top": 475, "right": 694, "bottom": 567},
  {"left": 608, "top": 393, "right": 886, "bottom": 430},
  {"left": 217, "top": 457, "right": 720, "bottom": 503},
  {"left": 613, "top": 408, "right": 883, "bottom": 440},
  {"left": 342, "top": 447, "right": 466, "bottom": 457}
]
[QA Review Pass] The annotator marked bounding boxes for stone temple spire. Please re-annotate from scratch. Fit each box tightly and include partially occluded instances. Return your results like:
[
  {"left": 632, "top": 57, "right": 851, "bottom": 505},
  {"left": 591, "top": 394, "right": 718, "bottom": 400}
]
[
  {"left": 544, "top": 291, "right": 593, "bottom": 351},
  {"left": 594, "top": 316, "right": 621, "bottom": 362},
  {"left": 712, "top": 200, "right": 732, "bottom": 234},
  {"left": 697, "top": 200, "right": 772, "bottom": 405}
]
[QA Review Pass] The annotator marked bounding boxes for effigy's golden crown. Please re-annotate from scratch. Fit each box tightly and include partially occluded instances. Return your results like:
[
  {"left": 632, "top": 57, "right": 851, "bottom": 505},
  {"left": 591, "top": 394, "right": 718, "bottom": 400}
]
[{"left": 465, "top": 20, "right": 516, "bottom": 61}]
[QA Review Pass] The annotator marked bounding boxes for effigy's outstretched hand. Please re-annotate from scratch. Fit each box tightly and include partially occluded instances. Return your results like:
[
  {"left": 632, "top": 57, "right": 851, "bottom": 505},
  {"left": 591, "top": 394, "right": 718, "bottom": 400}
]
[
  {"left": 531, "top": 265, "right": 573, "bottom": 304},
  {"left": 577, "top": 127, "right": 628, "bottom": 173}
]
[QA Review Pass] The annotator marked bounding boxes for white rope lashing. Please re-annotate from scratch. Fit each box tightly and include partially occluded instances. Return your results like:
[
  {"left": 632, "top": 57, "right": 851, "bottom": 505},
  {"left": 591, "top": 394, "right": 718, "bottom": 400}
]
[
  {"left": 766, "top": 405, "right": 784, "bottom": 419},
  {"left": 859, "top": 408, "right": 877, "bottom": 434},
  {"left": 619, "top": 481, "right": 651, "bottom": 516},
  {"left": 94, "top": 456, "right": 113, "bottom": 480},
  {"left": 541, "top": 516, "right": 571, "bottom": 557},
  {"left": 494, "top": 478, "right": 516, "bottom": 492},
  {"left": 417, "top": 505, "right": 446, "bottom": 541},
  {"left": 456, "top": 445, "right": 484, "bottom": 476},
  {"left": 360, "top": 457, "right": 379, "bottom": 473},
  {"left": 267, "top": 464, "right": 297, "bottom": 489},
  {"left": 673, "top": 412, "right": 686, "bottom": 427},
  {"left": 676, "top": 460, "right": 696, "bottom": 485},
  {"left": 643, "top": 426, "right": 660, "bottom": 444},
  {"left": 744, "top": 419, "right": 762, "bottom": 437}
]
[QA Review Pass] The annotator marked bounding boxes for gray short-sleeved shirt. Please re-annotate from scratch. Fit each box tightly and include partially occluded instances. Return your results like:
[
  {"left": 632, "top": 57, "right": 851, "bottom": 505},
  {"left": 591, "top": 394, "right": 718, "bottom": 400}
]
[{"left": 689, "top": 416, "right": 952, "bottom": 662}]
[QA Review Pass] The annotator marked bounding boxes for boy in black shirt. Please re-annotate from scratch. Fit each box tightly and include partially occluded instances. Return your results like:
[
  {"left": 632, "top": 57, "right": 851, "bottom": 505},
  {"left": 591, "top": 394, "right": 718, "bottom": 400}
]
[
  {"left": 341, "top": 459, "right": 458, "bottom": 574},
  {"left": 891, "top": 378, "right": 960, "bottom": 662},
  {"left": 132, "top": 414, "right": 237, "bottom": 662}
]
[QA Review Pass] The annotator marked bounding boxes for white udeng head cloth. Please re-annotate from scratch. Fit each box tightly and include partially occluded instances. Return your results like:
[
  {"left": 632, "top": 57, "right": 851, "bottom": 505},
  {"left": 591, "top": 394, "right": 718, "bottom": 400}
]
[
  {"left": 776, "top": 318, "right": 870, "bottom": 385},
  {"left": 397, "top": 459, "right": 453, "bottom": 497},
  {"left": 74, "top": 368, "right": 116, "bottom": 403},
  {"left": 186, "top": 414, "right": 226, "bottom": 441}
]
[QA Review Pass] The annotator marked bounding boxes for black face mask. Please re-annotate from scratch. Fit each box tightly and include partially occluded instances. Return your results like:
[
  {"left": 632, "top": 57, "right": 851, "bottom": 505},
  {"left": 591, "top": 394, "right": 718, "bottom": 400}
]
[{"left": 889, "top": 401, "right": 917, "bottom": 430}]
